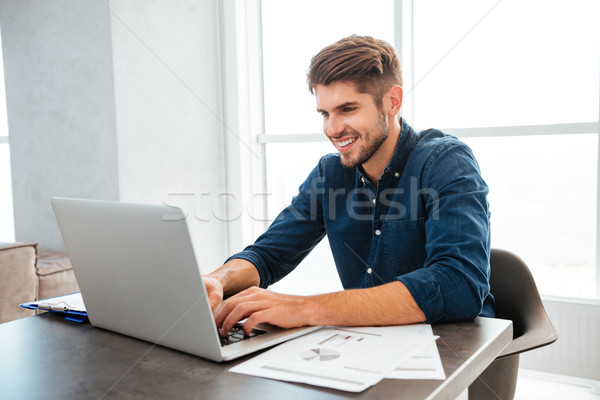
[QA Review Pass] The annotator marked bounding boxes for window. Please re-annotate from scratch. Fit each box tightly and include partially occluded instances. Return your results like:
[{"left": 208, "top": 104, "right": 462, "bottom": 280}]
[
  {"left": 242, "top": 0, "right": 600, "bottom": 299},
  {"left": 258, "top": 0, "right": 395, "bottom": 294},
  {"left": 261, "top": 0, "right": 394, "bottom": 136},
  {"left": 410, "top": 0, "right": 600, "bottom": 299},
  {"left": 411, "top": 0, "right": 599, "bottom": 128},
  {"left": 463, "top": 134, "right": 597, "bottom": 299},
  {"left": 0, "top": 30, "right": 15, "bottom": 242}
]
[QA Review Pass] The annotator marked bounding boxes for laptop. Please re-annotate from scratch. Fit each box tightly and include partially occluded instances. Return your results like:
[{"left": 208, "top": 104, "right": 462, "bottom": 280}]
[{"left": 51, "top": 197, "right": 320, "bottom": 362}]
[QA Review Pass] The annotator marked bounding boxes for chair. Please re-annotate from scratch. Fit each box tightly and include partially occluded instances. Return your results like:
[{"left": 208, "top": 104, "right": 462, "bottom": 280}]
[{"left": 469, "top": 249, "right": 558, "bottom": 400}]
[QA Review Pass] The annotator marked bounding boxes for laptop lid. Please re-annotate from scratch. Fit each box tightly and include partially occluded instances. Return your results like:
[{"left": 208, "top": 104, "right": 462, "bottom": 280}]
[
  {"left": 51, "top": 198, "right": 320, "bottom": 362},
  {"left": 52, "top": 197, "right": 226, "bottom": 361}
]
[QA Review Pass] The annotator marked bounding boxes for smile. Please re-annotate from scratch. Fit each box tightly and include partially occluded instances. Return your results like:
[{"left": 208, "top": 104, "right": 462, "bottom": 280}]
[{"left": 335, "top": 137, "right": 357, "bottom": 148}]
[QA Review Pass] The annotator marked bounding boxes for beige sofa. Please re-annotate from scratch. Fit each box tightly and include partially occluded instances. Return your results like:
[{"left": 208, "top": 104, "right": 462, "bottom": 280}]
[{"left": 0, "top": 242, "right": 79, "bottom": 324}]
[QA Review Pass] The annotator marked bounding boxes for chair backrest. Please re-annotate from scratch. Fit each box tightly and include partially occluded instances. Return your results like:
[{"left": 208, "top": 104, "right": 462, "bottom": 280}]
[{"left": 489, "top": 249, "right": 558, "bottom": 357}]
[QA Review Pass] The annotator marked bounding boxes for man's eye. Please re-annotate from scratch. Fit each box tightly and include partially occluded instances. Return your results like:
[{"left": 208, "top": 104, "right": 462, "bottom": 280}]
[
  {"left": 321, "top": 113, "right": 329, "bottom": 119},
  {"left": 343, "top": 107, "right": 356, "bottom": 112}
]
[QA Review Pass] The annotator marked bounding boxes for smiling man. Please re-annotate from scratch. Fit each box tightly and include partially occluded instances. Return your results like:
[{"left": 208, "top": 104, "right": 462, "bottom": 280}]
[{"left": 205, "top": 35, "right": 494, "bottom": 336}]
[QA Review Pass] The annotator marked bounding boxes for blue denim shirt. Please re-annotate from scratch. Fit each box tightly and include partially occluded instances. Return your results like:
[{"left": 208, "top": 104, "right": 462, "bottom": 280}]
[{"left": 229, "top": 120, "right": 494, "bottom": 323}]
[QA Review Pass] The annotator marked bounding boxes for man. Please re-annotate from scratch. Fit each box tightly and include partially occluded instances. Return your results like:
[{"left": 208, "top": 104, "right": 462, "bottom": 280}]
[{"left": 205, "top": 35, "right": 494, "bottom": 337}]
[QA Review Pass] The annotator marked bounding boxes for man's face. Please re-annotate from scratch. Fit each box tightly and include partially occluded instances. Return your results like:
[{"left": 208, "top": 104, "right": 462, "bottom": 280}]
[{"left": 315, "top": 81, "right": 388, "bottom": 169}]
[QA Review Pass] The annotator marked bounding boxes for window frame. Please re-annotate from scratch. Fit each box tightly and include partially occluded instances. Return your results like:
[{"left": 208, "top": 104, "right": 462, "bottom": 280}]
[
  {"left": 226, "top": 0, "right": 600, "bottom": 299},
  {"left": 0, "top": 27, "right": 15, "bottom": 242}
]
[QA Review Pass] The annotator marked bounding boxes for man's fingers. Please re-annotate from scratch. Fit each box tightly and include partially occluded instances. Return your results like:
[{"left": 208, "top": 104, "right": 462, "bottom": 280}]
[
  {"left": 214, "top": 288, "right": 264, "bottom": 327},
  {"left": 214, "top": 296, "right": 239, "bottom": 329},
  {"left": 243, "top": 310, "right": 270, "bottom": 335},
  {"left": 214, "top": 288, "right": 295, "bottom": 336},
  {"left": 203, "top": 276, "right": 224, "bottom": 313},
  {"left": 208, "top": 296, "right": 221, "bottom": 313},
  {"left": 219, "top": 300, "right": 265, "bottom": 336}
]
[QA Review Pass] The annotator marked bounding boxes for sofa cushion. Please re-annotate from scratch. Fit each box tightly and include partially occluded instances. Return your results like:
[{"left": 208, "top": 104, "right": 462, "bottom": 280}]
[
  {"left": 0, "top": 243, "right": 37, "bottom": 323},
  {"left": 36, "top": 249, "right": 79, "bottom": 300}
]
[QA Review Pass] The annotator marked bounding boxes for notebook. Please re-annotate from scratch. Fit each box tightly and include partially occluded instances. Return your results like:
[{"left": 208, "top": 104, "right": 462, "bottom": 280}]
[{"left": 51, "top": 197, "right": 320, "bottom": 362}]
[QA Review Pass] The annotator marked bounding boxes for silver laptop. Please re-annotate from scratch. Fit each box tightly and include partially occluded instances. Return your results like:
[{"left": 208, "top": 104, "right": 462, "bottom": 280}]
[{"left": 51, "top": 197, "right": 320, "bottom": 362}]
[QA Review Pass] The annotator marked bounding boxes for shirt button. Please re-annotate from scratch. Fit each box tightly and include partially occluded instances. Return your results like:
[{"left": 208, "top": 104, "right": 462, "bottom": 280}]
[
  {"left": 372, "top": 198, "right": 376, "bottom": 205},
  {"left": 367, "top": 268, "right": 372, "bottom": 274},
  {"left": 394, "top": 172, "right": 400, "bottom": 178},
  {"left": 375, "top": 229, "right": 381, "bottom": 236}
]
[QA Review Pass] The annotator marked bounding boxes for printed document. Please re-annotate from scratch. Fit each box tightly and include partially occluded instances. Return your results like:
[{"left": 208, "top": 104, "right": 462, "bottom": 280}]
[
  {"left": 230, "top": 324, "right": 438, "bottom": 392},
  {"left": 379, "top": 323, "right": 445, "bottom": 380}
]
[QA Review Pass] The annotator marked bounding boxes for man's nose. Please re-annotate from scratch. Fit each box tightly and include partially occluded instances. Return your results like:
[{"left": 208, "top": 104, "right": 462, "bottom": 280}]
[{"left": 326, "top": 115, "right": 344, "bottom": 137}]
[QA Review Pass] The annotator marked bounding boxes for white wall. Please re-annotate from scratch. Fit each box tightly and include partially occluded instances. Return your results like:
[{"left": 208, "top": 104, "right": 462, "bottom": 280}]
[
  {"left": 108, "top": 0, "right": 228, "bottom": 271},
  {"left": 0, "top": 1, "right": 120, "bottom": 250},
  {"left": 0, "top": 0, "right": 229, "bottom": 270}
]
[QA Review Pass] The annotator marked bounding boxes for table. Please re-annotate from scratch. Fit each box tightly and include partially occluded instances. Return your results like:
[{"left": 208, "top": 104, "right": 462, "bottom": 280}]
[{"left": 0, "top": 313, "right": 511, "bottom": 399}]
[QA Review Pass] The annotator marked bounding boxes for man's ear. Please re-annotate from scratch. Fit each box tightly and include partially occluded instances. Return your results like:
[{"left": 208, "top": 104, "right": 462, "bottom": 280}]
[{"left": 387, "top": 85, "right": 403, "bottom": 116}]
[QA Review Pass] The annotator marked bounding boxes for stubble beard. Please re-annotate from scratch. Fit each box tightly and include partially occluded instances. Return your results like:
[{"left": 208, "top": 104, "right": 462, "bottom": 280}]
[{"left": 339, "top": 113, "right": 389, "bottom": 169}]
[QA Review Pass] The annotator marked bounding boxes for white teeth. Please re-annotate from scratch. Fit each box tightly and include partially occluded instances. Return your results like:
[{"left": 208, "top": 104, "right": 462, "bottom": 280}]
[{"left": 337, "top": 137, "right": 356, "bottom": 147}]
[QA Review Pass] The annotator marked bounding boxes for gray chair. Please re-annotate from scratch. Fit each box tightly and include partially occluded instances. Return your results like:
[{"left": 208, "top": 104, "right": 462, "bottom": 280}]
[{"left": 469, "top": 249, "right": 558, "bottom": 400}]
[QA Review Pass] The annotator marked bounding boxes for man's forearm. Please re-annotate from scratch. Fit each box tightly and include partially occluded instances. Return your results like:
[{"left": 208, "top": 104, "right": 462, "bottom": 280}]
[
  {"left": 215, "top": 278, "right": 426, "bottom": 335},
  {"left": 307, "top": 281, "right": 426, "bottom": 326},
  {"left": 207, "top": 258, "right": 261, "bottom": 297}
]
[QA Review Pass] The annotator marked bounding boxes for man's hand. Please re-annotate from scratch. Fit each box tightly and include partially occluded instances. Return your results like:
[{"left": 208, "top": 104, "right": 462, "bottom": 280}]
[
  {"left": 202, "top": 258, "right": 261, "bottom": 315},
  {"left": 203, "top": 275, "right": 224, "bottom": 313},
  {"left": 214, "top": 281, "right": 425, "bottom": 336},
  {"left": 214, "top": 287, "right": 313, "bottom": 336},
  {"left": 206, "top": 259, "right": 425, "bottom": 337}
]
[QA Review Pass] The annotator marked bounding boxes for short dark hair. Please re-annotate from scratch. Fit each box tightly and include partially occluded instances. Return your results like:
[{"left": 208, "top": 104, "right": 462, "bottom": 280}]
[{"left": 307, "top": 35, "right": 402, "bottom": 110}]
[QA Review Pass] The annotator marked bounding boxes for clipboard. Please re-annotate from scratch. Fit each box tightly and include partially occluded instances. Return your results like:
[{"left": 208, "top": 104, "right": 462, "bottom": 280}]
[{"left": 20, "top": 292, "right": 88, "bottom": 322}]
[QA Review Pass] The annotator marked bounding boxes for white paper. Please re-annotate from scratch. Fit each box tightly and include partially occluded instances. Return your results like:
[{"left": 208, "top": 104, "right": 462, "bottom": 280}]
[
  {"left": 230, "top": 325, "right": 437, "bottom": 392},
  {"left": 386, "top": 341, "right": 446, "bottom": 380},
  {"left": 384, "top": 324, "right": 446, "bottom": 380}
]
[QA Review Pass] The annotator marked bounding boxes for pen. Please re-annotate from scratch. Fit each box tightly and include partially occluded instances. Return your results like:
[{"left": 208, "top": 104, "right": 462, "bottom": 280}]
[{"left": 37, "top": 302, "right": 69, "bottom": 312}]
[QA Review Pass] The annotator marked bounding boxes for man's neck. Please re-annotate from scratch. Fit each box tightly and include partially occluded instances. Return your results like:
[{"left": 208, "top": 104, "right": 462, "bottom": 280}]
[{"left": 361, "top": 120, "right": 402, "bottom": 187}]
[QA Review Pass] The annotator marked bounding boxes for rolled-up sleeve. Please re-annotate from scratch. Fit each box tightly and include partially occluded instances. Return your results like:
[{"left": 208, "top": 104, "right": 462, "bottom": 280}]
[{"left": 397, "top": 141, "right": 492, "bottom": 323}]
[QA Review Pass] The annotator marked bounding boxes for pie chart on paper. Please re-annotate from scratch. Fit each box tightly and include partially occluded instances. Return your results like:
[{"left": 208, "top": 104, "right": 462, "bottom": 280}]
[{"left": 299, "top": 348, "right": 340, "bottom": 362}]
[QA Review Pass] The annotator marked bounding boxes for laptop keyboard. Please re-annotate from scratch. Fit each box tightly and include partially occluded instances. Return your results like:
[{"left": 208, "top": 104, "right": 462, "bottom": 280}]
[{"left": 220, "top": 323, "right": 267, "bottom": 347}]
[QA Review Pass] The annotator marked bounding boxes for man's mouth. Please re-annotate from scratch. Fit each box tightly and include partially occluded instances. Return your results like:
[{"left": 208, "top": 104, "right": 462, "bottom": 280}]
[{"left": 334, "top": 137, "right": 357, "bottom": 152}]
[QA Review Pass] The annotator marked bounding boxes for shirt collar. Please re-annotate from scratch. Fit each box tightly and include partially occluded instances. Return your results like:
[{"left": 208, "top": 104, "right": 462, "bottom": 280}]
[
  {"left": 357, "top": 118, "right": 416, "bottom": 182},
  {"left": 386, "top": 118, "right": 415, "bottom": 175}
]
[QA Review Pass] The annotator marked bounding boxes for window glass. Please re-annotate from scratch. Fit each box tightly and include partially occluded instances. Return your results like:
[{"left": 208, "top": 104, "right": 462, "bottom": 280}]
[
  {"left": 413, "top": 0, "right": 600, "bottom": 128},
  {"left": 265, "top": 141, "right": 332, "bottom": 222},
  {"left": 257, "top": 1, "right": 600, "bottom": 300},
  {"left": 463, "top": 133, "right": 598, "bottom": 299},
  {"left": 264, "top": 141, "right": 343, "bottom": 294},
  {"left": 0, "top": 31, "right": 14, "bottom": 242},
  {"left": 261, "top": 0, "right": 394, "bottom": 135}
]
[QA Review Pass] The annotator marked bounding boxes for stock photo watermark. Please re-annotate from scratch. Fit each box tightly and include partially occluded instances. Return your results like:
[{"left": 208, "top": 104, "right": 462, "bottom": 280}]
[{"left": 161, "top": 176, "right": 439, "bottom": 223}]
